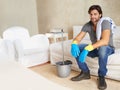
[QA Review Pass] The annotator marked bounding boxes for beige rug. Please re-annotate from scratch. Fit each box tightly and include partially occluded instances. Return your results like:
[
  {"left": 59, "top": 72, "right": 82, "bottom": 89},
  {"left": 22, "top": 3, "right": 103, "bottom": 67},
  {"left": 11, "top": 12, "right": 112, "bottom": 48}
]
[{"left": 30, "top": 63, "right": 120, "bottom": 90}]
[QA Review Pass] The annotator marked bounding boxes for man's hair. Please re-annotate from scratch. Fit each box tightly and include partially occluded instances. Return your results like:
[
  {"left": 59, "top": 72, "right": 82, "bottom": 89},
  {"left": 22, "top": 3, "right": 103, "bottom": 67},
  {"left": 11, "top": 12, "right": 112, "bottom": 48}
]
[{"left": 88, "top": 5, "right": 103, "bottom": 18}]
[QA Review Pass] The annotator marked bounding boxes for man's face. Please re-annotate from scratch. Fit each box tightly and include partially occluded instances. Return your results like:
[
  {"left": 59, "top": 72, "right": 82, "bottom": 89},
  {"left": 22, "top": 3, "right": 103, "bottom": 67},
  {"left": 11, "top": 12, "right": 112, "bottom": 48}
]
[{"left": 89, "top": 9, "right": 101, "bottom": 24}]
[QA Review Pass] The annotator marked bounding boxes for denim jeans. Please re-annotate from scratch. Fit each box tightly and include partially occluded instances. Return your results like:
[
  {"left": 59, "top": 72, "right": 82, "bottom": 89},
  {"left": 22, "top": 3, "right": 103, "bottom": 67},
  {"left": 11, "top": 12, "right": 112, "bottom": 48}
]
[{"left": 75, "top": 44, "right": 114, "bottom": 76}]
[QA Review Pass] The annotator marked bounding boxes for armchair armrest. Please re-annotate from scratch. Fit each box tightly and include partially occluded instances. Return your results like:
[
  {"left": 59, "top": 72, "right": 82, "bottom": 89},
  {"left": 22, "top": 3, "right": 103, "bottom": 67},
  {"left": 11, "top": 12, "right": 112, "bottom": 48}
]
[
  {"left": 30, "top": 34, "right": 49, "bottom": 49},
  {"left": 5, "top": 40, "right": 15, "bottom": 61},
  {"left": 14, "top": 39, "right": 24, "bottom": 59},
  {"left": 0, "top": 40, "right": 15, "bottom": 61}
]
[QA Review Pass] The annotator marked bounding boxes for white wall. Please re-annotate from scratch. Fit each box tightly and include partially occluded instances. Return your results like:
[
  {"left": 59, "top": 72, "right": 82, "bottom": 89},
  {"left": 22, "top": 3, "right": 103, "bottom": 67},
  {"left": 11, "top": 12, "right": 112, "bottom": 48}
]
[
  {"left": 0, "top": 0, "right": 120, "bottom": 39},
  {"left": 37, "top": 0, "right": 120, "bottom": 39},
  {"left": 0, "top": 0, "right": 38, "bottom": 36}
]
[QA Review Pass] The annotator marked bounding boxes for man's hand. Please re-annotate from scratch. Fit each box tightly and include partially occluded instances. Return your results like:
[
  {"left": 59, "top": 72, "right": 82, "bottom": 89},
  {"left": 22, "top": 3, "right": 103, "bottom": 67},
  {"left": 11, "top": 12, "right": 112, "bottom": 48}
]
[
  {"left": 71, "top": 40, "right": 80, "bottom": 58},
  {"left": 79, "top": 44, "right": 94, "bottom": 62}
]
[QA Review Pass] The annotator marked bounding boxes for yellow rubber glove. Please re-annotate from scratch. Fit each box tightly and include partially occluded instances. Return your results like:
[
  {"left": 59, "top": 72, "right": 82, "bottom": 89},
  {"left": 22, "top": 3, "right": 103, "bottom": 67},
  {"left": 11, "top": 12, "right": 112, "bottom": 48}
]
[
  {"left": 72, "top": 40, "right": 78, "bottom": 44},
  {"left": 85, "top": 44, "right": 94, "bottom": 51}
]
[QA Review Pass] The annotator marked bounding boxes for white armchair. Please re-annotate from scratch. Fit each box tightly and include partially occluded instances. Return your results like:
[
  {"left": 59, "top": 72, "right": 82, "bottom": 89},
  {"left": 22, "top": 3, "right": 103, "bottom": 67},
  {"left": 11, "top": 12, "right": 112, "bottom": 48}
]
[{"left": 3, "top": 26, "right": 49, "bottom": 67}]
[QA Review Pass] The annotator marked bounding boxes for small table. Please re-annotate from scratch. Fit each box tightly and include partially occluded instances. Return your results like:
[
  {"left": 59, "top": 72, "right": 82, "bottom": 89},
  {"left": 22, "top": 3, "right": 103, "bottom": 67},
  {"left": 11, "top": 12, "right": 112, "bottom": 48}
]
[{"left": 45, "top": 32, "right": 68, "bottom": 43}]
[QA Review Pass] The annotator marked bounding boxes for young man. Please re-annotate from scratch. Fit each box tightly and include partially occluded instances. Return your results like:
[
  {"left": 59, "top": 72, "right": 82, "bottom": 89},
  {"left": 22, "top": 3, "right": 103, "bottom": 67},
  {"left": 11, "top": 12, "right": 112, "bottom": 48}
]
[{"left": 71, "top": 5, "right": 115, "bottom": 90}]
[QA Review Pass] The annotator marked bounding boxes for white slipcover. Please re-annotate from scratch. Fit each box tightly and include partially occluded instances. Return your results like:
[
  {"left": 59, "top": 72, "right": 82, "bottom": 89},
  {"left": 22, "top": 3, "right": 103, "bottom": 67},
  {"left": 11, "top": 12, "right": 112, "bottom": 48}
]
[
  {"left": 0, "top": 38, "right": 15, "bottom": 61},
  {"left": 50, "top": 26, "right": 120, "bottom": 81},
  {"left": 3, "top": 26, "right": 49, "bottom": 67}
]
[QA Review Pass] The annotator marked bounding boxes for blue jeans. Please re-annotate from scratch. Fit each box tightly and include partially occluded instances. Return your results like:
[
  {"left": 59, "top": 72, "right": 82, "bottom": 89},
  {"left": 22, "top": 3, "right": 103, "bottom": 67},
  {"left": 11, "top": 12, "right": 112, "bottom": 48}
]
[{"left": 76, "top": 44, "right": 114, "bottom": 76}]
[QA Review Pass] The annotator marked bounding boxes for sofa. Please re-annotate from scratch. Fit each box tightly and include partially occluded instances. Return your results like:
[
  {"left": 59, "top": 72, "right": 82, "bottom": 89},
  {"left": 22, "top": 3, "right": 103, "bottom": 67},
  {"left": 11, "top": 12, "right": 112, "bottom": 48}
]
[{"left": 50, "top": 26, "right": 120, "bottom": 81}]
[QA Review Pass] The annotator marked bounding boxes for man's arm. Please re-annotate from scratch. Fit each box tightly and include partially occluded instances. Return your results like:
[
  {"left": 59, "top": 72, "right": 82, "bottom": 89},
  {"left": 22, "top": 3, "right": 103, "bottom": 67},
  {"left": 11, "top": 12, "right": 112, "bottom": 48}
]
[
  {"left": 73, "top": 31, "right": 87, "bottom": 43},
  {"left": 79, "top": 29, "right": 110, "bottom": 63},
  {"left": 92, "top": 29, "right": 110, "bottom": 49},
  {"left": 71, "top": 31, "right": 87, "bottom": 57}
]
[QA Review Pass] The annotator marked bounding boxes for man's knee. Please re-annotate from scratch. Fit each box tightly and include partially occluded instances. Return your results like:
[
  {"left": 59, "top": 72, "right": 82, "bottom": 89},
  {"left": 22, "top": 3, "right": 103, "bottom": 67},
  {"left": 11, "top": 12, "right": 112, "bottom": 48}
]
[
  {"left": 78, "top": 44, "right": 88, "bottom": 51},
  {"left": 98, "top": 46, "right": 108, "bottom": 57}
]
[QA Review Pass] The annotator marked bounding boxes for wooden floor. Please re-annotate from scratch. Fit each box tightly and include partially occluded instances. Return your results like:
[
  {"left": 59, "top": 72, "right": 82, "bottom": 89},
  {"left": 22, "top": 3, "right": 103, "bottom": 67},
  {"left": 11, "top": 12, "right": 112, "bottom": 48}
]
[{"left": 29, "top": 62, "right": 120, "bottom": 90}]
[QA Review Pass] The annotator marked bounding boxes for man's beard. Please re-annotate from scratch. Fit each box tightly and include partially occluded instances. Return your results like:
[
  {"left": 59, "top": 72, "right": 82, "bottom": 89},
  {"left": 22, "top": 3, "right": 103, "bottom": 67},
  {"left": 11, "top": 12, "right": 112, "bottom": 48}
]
[{"left": 91, "top": 18, "right": 99, "bottom": 25}]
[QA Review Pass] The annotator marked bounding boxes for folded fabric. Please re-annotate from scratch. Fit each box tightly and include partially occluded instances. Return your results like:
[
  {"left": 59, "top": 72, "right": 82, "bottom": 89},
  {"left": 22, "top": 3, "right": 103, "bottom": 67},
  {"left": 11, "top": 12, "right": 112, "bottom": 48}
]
[{"left": 96, "top": 17, "right": 116, "bottom": 40}]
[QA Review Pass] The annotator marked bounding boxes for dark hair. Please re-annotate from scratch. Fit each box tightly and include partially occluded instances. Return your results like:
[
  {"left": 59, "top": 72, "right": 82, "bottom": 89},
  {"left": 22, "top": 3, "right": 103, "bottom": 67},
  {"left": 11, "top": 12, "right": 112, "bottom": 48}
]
[{"left": 88, "top": 5, "right": 103, "bottom": 18}]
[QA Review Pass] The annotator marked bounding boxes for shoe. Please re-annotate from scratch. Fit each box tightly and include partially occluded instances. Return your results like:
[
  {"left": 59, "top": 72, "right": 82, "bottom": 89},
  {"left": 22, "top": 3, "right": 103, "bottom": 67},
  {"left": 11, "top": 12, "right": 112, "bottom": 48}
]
[
  {"left": 97, "top": 76, "right": 107, "bottom": 90},
  {"left": 71, "top": 71, "right": 90, "bottom": 81}
]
